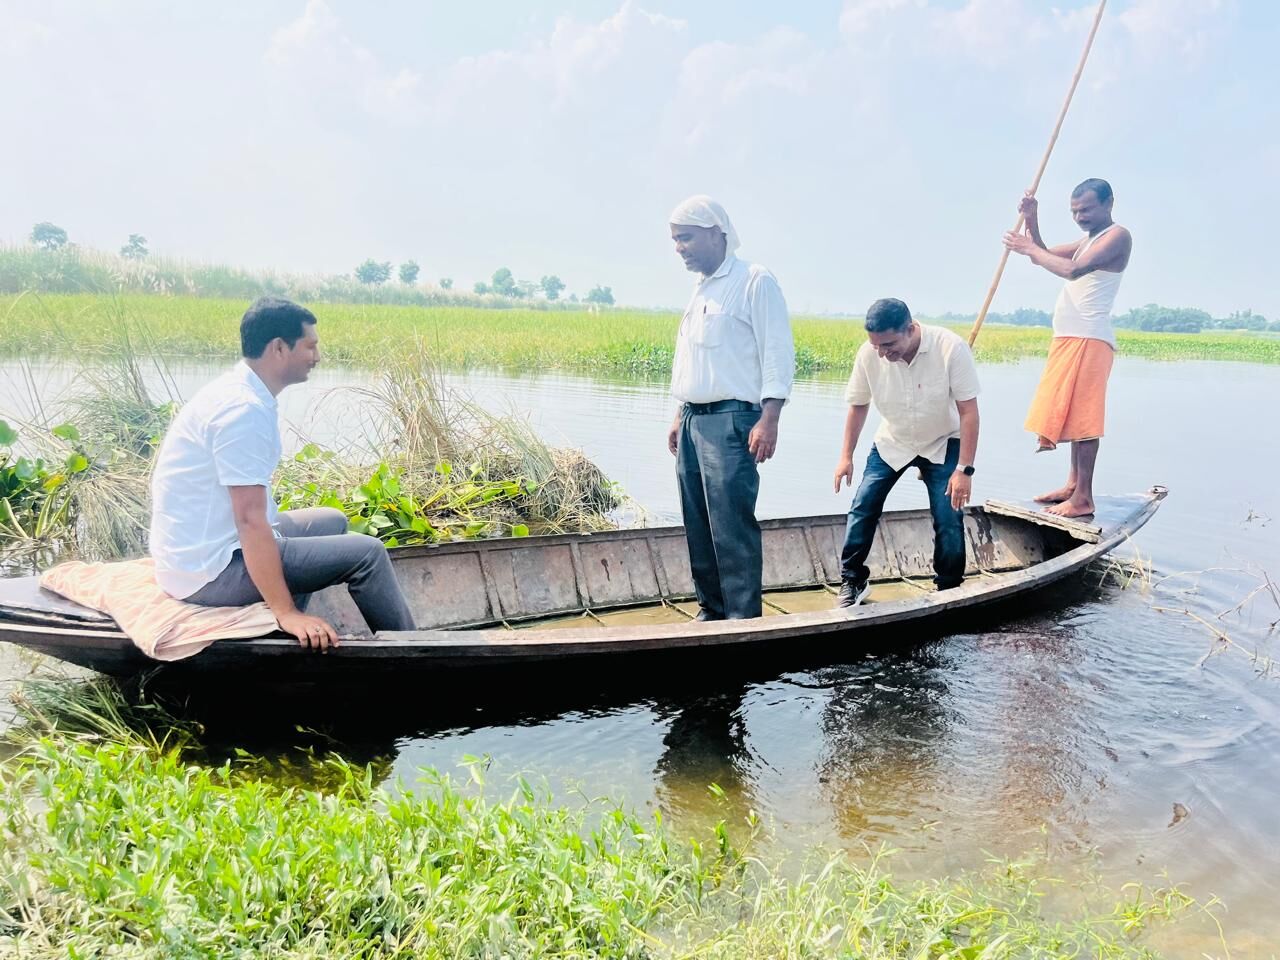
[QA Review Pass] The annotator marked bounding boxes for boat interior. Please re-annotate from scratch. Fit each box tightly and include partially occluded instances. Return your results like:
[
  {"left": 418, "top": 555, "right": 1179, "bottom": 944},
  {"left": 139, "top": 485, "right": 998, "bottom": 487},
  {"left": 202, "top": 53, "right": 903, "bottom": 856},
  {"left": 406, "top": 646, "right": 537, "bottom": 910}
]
[{"left": 302, "top": 506, "right": 1085, "bottom": 635}]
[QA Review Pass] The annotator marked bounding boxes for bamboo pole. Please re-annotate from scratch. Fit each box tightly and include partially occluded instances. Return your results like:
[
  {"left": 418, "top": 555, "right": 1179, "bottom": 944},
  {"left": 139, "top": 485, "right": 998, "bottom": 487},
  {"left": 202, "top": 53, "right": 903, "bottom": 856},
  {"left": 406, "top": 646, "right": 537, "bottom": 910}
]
[{"left": 968, "top": 0, "right": 1109, "bottom": 347}]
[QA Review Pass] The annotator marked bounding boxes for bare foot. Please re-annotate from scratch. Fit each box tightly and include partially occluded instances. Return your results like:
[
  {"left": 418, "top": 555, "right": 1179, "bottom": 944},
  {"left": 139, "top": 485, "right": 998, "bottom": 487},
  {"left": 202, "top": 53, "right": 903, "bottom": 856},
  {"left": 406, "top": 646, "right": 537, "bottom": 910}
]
[
  {"left": 1034, "top": 485, "right": 1075, "bottom": 504},
  {"left": 1045, "top": 497, "right": 1094, "bottom": 518}
]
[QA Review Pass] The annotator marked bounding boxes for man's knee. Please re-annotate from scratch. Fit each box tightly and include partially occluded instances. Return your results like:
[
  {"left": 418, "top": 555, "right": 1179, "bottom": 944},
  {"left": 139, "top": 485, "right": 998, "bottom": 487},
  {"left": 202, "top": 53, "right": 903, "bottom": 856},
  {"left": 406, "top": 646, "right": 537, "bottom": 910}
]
[
  {"left": 350, "top": 532, "right": 393, "bottom": 570},
  {"left": 280, "top": 506, "right": 350, "bottom": 537},
  {"left": 932, "top": 506, "right": 964, "bottom": 539},
  {"left": 315, "top": 507, "right": 349, "bottom": 536},
  {"left": 850, "top": 477, "right": 888, "bottom": 514}
]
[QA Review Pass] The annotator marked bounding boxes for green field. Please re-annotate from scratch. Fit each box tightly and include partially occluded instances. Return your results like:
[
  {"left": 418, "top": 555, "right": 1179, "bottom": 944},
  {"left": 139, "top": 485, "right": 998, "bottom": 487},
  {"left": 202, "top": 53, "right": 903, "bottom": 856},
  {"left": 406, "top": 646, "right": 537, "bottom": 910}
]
[{"left": 4, "top": 293, "right": 1279, "bottom": 374}]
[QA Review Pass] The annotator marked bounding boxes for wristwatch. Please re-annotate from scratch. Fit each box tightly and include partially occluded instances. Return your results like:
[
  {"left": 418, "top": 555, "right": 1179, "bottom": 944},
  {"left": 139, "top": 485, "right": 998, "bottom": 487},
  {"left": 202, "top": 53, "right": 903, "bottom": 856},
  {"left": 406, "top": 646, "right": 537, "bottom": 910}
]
[{"left": 957, "top": 464, "right": 975, "bottom": 476}]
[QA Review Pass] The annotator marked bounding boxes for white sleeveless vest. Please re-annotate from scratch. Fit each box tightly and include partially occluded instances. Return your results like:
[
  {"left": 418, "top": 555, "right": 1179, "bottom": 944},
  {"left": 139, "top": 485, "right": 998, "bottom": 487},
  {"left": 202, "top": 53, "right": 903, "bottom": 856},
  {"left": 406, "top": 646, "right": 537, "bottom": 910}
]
[{"left": 1051, "top": 223, "right": 1125, "bottom": 347}]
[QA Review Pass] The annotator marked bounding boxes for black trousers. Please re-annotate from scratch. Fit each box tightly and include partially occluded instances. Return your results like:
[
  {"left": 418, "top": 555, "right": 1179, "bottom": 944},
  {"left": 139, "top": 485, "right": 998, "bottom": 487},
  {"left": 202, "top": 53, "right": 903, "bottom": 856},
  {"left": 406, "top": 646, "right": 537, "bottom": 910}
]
[{"left": 675, "top": 404, "right": 762, "bottom": 620}]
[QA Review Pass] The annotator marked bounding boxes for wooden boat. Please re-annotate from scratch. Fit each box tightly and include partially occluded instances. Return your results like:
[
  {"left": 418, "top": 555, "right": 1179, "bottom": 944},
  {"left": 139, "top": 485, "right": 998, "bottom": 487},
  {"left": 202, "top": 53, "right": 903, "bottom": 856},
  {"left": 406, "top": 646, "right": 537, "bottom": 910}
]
[{"left": 0, "top": 488, "right": 1166, "bottom": 681}]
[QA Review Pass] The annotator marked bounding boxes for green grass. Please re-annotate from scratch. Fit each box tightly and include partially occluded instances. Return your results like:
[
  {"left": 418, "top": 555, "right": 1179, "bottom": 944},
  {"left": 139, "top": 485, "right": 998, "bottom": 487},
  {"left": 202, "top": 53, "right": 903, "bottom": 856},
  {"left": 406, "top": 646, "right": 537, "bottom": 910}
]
[
  {"left": 0, "top": 244, "right": 563, "bottom": 310},
  {"left": 4, "top": 294, "right": 1278, "bottom": 375},
  {"left": 0, "top": 680, "right": 1210, "bottom": 958},
  {"left": 1, "top": 335, "right": 624, "bottom": 572}
]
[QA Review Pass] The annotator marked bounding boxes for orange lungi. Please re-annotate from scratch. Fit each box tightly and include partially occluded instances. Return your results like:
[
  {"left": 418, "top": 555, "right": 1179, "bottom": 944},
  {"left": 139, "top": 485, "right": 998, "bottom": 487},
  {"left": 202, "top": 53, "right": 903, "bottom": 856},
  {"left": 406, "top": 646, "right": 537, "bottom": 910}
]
[{"left": 1024, "top": 336, "right": 1114, "bottom": 446}]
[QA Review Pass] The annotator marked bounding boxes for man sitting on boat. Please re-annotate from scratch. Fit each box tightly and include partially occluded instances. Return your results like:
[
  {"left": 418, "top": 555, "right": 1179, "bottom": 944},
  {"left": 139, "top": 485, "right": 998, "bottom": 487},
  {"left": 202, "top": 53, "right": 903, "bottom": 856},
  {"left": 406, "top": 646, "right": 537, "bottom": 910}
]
[
  {"left": 1003, "top": 178, "right": 1133, "bottom": 519},
  {"left": 148, "top": 296, "right": 416, "bottom": 650},
  {"left": 667, "top": 195, "right": 795, "bottom": 621},
  {"left": 833, "top": 298, "right": 981, "bottom": 607}
]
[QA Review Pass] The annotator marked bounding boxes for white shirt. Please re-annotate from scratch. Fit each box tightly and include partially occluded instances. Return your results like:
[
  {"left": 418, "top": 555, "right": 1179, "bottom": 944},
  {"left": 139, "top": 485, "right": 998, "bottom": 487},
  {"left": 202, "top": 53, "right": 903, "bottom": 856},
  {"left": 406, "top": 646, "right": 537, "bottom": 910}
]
[
  {"left": 1051, "top": 223, "right": 1125, "bottom": 348},
  {"left": 844, "top": 324, "right": 981, "bottom": 472},
  {"left": 149, "top": 362, "right": 283, "bottom": 599},
  {"left": 670, "top": 255, "right": 795, "bottom": 405}
]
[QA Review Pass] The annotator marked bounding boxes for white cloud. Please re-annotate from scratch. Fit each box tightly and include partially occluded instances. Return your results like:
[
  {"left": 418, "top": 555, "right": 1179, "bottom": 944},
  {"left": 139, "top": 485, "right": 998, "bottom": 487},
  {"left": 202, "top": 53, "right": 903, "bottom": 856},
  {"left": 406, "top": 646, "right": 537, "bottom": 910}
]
[
  {"left": 838, "top": 0, "right": 1052, "bottom": 63},
  {"left": 1117, "top": 0, "right": 1231, "bottom": 61},
  {"left": 266, "top": 0, "right": 425, "bottom": 121},
  {"left": 265, "top": 0, "right": 687, "bottom": 130},
  {"left": 1, "top": 11, "right": 51, "bottom": 55},
  {"left": 839, "top": 0, "right": 928, "bottom": 45},
  {"left": 4, "top": 0, "right": 1266, "bottom": 318}
]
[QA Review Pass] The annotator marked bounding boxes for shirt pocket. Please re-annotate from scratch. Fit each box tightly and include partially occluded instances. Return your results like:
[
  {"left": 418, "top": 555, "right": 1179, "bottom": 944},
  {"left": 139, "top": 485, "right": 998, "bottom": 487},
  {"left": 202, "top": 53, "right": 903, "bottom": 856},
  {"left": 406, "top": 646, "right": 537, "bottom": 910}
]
[
  {"left": 915, "top": 375, "right": 950, "bottom": 413},
  {"left": 687, "top": 311, "right": 730, "bottom": 348}
]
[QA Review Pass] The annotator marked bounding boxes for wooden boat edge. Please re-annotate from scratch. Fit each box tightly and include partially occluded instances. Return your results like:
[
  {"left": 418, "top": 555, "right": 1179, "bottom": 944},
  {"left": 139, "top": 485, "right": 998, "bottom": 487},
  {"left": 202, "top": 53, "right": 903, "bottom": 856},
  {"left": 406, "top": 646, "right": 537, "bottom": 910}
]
[{"left": 0, "top": 489, "right": 1165, "bottom": 672}]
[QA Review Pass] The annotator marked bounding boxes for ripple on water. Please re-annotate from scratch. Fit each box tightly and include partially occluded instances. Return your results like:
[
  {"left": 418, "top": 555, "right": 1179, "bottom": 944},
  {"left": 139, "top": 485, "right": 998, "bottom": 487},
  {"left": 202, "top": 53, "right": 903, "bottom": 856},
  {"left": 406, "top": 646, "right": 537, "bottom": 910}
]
[{"left": 2, "top": 356, "right": 1278, "bottom": 952}]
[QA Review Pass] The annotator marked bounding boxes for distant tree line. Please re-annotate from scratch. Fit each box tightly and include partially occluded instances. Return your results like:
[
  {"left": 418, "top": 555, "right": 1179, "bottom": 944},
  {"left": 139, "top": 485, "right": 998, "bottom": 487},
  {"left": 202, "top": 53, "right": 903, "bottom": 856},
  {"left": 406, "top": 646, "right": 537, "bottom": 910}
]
[
  {"left": 939, "top": 304, "right": 1277, "bottom": 334},
  {"left": 22, "top": 222, "right": 616, "bottom": 307},
  {"left": 30, "top": 221, "right": 150, "bottom": 261},
  {"left": 352, "top": 258, "right": 612, "bottom": 305},
  {"left": 469, "top": 266, "right": 612, "bottom": 305},
  {"left": 16, "top": 222, "right": 1270, "bottom": 325}
]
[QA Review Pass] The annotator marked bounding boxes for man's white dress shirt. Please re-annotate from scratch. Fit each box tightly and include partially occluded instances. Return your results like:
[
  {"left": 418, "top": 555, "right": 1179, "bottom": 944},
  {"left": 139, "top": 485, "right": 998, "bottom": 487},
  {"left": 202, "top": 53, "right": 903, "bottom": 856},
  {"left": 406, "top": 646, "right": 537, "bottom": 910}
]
[
  {"left": 670, "top": 255, "right": 795, "bottom": 405},
  {"left": 844, "top": 324, "right": 981, "bottom": 472},
  {"left": 149, "top": 362, "right": 283, "bottom": 598}
]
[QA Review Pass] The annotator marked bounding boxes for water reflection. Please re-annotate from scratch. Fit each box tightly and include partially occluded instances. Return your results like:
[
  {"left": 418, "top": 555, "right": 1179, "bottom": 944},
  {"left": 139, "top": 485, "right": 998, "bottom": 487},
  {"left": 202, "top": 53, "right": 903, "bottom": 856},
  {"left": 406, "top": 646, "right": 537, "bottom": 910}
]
[
  {"left": 652, "top": 684, "right": 758, "bottom": 819},
  {"left": 811, "top": 656, "right": 949, "bottom": 844},
  {"left": 3, "top": 355, "right": 1280, "bottom": 953}
]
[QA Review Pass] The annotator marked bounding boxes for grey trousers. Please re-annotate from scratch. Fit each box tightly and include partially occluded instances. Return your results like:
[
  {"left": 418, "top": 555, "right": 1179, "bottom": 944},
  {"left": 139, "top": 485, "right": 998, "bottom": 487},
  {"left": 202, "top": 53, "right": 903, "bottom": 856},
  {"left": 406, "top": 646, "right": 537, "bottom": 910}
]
[
  {"left": 187, "top": 507, "right": 416, "bottom": 632},
  {"left": 676, "top": 406, "right": 762, "bottom": 620}
]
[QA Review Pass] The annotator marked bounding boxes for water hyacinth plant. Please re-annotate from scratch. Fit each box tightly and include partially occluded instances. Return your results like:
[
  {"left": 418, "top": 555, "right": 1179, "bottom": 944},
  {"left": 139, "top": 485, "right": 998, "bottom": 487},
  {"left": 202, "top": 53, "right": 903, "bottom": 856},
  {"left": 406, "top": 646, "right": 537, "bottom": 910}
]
[
  {"left": 0, "top": 329, "right": 625, "bottom": 572},
  {"left": 0, "top": 681, "right": 1212, "bottom": 958},
  {"left": 277, "top": 450, "right": 539, "bottom": 544}
]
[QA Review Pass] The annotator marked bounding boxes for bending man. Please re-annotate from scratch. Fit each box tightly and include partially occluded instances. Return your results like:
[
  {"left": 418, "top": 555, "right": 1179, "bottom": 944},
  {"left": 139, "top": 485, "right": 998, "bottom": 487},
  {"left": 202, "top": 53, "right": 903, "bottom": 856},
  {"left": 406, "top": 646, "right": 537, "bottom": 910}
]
[
  {"left": 1003, "top": 178, "right": 1133, "bottom": 518},
  {"left": 834, "top": 299, "right": 980, "bottom": 607},
  {"left": 667, "top": 195, "right": 795, "bottom": 620},
  {"left": 149, "top": 296, "right": 416, "bottom": 650}
]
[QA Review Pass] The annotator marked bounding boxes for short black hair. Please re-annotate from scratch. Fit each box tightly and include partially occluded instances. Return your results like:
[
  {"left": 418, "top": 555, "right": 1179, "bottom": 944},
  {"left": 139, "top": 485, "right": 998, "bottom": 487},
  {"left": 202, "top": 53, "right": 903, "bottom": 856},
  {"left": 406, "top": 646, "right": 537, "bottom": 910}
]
[
  {"left": 864, "top": 298, "right": 912, "bottom": 333},
  {"left": 240, "top": 297, "right": 316, "bottom": 358},
  {"left": 1071, "top": 178, "right": 1113, "bottom": 204}
]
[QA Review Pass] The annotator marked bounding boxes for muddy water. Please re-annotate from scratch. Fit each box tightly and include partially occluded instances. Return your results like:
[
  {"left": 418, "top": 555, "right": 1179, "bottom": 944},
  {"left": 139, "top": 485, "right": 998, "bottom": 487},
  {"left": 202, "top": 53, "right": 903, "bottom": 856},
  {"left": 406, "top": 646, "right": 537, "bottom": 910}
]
[{"left": 3, "top": 356, "right": 1279, "bottom": 955}]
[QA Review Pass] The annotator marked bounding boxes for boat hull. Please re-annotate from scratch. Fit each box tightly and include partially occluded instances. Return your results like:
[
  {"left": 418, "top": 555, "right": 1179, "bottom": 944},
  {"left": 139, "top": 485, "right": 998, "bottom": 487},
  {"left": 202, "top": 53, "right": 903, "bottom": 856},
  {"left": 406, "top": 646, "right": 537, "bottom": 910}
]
[{"left": 0, "top": 490, "right": 1166, "bottom": 680}]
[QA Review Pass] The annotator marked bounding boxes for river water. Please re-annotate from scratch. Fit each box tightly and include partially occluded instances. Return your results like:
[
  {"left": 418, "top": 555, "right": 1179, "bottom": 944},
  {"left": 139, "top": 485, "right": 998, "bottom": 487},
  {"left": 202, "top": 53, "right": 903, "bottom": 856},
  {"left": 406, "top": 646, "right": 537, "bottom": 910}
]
[{"left": 2, "top": 356, "right": 1278, "bottom": 955}]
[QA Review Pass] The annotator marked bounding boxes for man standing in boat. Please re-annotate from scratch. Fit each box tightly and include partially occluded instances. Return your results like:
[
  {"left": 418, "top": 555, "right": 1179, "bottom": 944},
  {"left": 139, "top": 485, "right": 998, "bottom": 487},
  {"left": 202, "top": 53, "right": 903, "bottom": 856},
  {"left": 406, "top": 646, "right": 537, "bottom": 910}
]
[
  {"left": 833, "top": 298, "right": 980, "bottom": 607},
  {"left": 667, "top": 196, "right": 795, "bottom": 621},
  {"left": 1003, "top": 178, "right": 1133, "bottom": 518},
  {"left": 149, "top": 296, "right": 416, "bottom": 650}
]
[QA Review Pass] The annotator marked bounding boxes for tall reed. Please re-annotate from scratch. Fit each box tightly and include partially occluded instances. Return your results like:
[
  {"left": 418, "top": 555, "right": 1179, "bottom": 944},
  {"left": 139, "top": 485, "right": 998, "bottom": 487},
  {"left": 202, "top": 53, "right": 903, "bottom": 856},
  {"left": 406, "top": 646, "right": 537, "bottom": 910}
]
[{"left": 0, "top": 320, "right": 625, "bottom": 570}]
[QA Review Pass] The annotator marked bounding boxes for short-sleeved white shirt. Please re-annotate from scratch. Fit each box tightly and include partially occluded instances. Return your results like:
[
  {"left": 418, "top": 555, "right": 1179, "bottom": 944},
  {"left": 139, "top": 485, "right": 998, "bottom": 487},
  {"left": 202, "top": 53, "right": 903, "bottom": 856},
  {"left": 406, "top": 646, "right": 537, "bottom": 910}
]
[
  {"left": 844, "top": 324, "right": 981, "bottom": 471},
  {"left": 149, "top": 362, "right": 282, "bottom": 598}
]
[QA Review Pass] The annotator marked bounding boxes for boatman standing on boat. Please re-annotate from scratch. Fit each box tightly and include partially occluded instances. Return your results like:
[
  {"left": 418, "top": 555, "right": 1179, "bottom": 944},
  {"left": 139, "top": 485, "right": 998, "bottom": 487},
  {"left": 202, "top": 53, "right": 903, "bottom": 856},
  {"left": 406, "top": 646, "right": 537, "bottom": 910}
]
[
  {"left": 833, "top": 298, "right": 981, "bottom": 607},
  {"left": 1003, "top": 178, "right": 1133, "bottom": 518},
  {"left": 148, "top": 296, "right": 417, "bottom": 650},
  {"left": 667, "top": 195, "right": 795, "bottom": 621}
]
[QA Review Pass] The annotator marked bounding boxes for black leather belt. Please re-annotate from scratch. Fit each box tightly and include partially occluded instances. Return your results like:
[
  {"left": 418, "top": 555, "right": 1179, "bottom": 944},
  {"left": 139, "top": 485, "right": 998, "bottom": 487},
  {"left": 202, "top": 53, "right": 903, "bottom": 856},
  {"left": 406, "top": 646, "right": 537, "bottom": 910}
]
[{"left": 682, "top": 399, "right": 761, "bottom": 415}]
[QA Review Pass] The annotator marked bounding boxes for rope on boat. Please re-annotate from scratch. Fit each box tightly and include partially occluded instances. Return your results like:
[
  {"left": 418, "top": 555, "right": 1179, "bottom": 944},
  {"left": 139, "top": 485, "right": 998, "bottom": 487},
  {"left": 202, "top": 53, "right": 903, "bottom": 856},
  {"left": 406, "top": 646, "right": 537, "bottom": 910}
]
[{"left": 662, "top": 598, "right": 696, "bottom": 621}]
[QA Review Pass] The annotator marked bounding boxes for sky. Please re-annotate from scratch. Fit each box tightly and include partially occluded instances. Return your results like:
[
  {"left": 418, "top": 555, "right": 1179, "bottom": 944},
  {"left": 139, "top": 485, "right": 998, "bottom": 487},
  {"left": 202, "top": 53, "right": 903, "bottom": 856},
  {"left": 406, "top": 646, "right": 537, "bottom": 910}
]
[{"left": 3, "top": 0, "right": 1277, "bottom": 318}]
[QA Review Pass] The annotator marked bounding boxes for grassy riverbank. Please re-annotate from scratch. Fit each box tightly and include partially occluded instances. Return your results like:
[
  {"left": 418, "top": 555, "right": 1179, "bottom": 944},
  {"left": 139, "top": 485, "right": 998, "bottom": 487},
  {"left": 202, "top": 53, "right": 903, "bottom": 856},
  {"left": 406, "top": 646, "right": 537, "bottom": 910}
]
[
  {"left": 4, "top": 294, "right": 1279, "bottom": 375},
  {"left": 1, "top": 339, "right": 622, "bottom": 573},
  {"left": 0, "top": 680, "right": 1207, "bottom": 958}
]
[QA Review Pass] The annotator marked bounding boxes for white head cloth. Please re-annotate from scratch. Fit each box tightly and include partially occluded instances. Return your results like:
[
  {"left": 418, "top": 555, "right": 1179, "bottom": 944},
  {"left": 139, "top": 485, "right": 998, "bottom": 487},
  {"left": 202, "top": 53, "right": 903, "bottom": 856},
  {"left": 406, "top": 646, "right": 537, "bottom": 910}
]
[{"left": 669, "top": 194, "right": 740, "bottom": 255}]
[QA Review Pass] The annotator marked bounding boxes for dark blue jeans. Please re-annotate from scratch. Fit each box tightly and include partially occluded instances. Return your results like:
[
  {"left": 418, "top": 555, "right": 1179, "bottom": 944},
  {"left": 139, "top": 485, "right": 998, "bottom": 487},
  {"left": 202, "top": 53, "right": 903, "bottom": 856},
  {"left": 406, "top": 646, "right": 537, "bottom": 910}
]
[{"left": 839, "top": 438, "right": 966, "bottom": 590}]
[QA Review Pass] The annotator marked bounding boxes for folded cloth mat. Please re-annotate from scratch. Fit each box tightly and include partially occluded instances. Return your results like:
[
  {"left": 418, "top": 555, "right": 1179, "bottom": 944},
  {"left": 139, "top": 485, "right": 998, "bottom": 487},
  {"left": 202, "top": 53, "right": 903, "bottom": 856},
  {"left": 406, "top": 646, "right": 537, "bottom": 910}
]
[{"left": 39, "top": 558, "right": 276, "bottom": 661}]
